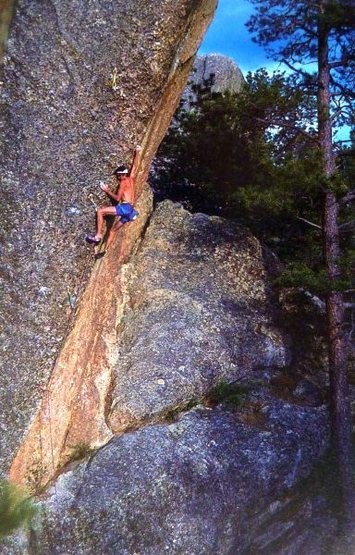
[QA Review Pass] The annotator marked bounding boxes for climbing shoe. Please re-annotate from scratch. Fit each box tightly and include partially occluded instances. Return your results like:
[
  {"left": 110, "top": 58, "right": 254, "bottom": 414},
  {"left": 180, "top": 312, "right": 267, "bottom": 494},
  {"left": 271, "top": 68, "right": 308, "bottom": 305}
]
[{"left": 85, "top": 234, "right": 101, "bottom": 244}]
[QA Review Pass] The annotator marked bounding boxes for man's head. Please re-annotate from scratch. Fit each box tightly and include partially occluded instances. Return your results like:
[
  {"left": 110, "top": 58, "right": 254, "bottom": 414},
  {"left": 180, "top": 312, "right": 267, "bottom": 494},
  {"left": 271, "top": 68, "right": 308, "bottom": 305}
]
[{"left": 112, "top": 165, "right": 129, "bottom": 178}]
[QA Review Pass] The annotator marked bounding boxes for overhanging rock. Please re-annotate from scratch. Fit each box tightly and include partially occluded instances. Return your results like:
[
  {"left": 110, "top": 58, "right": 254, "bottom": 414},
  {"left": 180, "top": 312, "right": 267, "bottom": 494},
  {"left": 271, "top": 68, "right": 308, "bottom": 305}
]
[{"left": 0, "top": 0, "right": 217, "bottom": 478}]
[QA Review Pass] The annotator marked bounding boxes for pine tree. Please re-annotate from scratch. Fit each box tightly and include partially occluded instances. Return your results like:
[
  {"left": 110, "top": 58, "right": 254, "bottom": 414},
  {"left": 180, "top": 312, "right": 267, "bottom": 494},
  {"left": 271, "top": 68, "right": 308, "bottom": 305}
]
[{"left": 247, "top": 0, "right": 355, "bottom": 535}]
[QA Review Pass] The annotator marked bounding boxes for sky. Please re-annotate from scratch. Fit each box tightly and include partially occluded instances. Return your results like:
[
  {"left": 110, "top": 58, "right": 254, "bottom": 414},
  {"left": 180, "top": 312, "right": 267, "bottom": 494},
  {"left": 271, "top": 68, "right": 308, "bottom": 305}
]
[
  {"left": 198, "top": 0, "right": 350, "bottom": 141},
  {"left": 198, "top": 0, "right": 275, "bottom": 75}
]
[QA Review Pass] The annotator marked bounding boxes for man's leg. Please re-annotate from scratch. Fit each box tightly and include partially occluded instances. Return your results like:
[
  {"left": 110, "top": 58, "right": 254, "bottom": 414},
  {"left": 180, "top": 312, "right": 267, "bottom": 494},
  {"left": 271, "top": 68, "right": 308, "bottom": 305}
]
[
  {"left": 86, "top": 206, "right": 117, "bottom": 243},
  {"left": 96, "top": 206, "right": 117, "bottom": 238},
  {"left": 106, "top": 219, "right": 124, "bottom": 249}
]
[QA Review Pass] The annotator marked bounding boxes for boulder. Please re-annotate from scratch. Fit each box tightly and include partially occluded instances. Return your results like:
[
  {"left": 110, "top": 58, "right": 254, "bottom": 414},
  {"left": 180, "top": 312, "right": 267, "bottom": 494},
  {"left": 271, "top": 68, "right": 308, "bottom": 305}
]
[
  {"left": 32, "top": 401, "right": 329, "bottom": 555},
  {"left": 183, "top": 53, "right": 245, "bottom": 108},
  {"left": 108, "top": 201, "right": 289, "bottom": 431}
]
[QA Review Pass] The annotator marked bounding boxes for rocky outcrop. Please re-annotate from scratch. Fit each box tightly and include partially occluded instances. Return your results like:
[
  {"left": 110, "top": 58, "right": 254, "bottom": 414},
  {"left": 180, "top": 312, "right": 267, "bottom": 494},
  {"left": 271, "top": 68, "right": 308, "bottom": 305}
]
[
  {"left": 108, "top": 201, "right": 288, "bottom": 431},
  {"left": 0, "top": 3, "right": 337, "bottom": 552},
  {"left": 183, "top": 53, "right": 244, "bottom": 107},
  {"left": 29, "top": 402, "right": 330, "bottom": 554},
  {"left": 10, "top": 201, "right": 289, "bottom": 489},
  {"left": 1, "top": 201, "right": 334, "bottom": 554},
  {"left": 0, "top": 0, "right": 217, "bottom": 476}
]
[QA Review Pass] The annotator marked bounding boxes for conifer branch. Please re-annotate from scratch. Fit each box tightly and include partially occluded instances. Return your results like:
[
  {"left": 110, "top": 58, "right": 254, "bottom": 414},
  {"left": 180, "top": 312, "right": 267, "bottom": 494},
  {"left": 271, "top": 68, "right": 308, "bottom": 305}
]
[
  {"left": 340, "top": 189, "right": 355, "bottom": 205},
  {"left": 281, "top": 58, "right": 314, "bottom": 78},
  {"left": 296, "top": 216, "right": 322, "bottom": 229},
  {"left": 339, "top": 220, "right": 355, "bottom": 232},
  {"left": 254, "top": 115, "right": 318, "bottom": 141}
]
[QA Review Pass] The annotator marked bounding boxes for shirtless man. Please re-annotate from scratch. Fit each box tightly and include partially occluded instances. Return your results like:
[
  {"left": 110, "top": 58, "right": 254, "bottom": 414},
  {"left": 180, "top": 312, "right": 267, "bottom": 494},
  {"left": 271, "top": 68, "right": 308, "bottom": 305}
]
[{"left": 86, "top": 145, "right": 141, "bottom": 249}]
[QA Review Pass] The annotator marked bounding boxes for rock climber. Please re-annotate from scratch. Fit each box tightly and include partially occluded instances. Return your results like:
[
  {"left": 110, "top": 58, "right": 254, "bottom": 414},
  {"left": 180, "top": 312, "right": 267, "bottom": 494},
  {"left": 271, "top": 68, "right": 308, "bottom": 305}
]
[{"left": 86, "top": 145, "right": 141, "bottom": 249}]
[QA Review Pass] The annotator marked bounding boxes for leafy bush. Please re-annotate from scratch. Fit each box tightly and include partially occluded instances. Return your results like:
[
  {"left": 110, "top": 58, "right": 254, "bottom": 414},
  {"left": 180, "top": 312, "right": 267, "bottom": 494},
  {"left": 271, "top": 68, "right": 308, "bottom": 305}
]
[
  {"left": 68, "top": 442, "right": 95, "bottom": 462},
  {"left": 206, "top": 380, "right": 248, "bottom": 408},
  {"left": 0, "top": 480, "right": 37, "bottom": 538}
]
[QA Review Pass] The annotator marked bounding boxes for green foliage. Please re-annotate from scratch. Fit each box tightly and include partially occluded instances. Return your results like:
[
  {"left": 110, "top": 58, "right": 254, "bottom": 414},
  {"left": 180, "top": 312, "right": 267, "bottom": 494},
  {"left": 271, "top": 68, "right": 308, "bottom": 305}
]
[
  {"left": 68, "top": 442, "right": 95, "bottom": 462},
  {"left": 157, "top": 69, "right": 319, "bottom": 219},
  {"left": 247, "top": 1, "right": 355, "bottom": 128},
  {"left": 275, "top": 259, "right": 354, "bottom": 295},
  {"left": 0, "top": 480, "right": 37, "bottom": 538},
  {"left": 275, "top": 263, "right": 330, "bottom": 294},
  {"left": 164, "top": 399, "right": 198, "bottom": 422},
  {"left": 155, "top": 64, "right": 354, "bottom": 297},
  {"left": 206, "top": 380, "right": 248, "bottom": 408}
]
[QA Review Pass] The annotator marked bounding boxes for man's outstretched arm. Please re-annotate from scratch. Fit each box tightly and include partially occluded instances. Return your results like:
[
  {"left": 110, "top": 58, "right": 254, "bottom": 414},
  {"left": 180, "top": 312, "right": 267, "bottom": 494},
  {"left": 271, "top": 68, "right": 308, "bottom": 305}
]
[{"left": 129, "top": 145, "right": 142, "bottom": 178}]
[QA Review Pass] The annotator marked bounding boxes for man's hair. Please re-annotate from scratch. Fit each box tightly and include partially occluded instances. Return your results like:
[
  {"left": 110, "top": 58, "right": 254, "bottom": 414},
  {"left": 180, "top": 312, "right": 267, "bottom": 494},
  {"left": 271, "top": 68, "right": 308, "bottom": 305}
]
[{"left": 112, "top": 164, "right": 129, "bottom": 176}]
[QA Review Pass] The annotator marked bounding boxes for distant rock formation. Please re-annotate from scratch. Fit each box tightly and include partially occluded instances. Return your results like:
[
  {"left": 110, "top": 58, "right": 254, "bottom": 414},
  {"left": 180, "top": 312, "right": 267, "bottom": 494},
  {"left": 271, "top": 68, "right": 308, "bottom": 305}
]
[{"left": 183, "top": 53, "right": 245, "bottom": 108}]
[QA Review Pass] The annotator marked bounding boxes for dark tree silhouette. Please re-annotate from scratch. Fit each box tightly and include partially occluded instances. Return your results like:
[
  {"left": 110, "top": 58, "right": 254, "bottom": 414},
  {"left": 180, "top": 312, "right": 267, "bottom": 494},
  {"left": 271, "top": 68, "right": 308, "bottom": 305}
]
[{"left": 247, "top": 0, "right": 355, "bottom": 535}]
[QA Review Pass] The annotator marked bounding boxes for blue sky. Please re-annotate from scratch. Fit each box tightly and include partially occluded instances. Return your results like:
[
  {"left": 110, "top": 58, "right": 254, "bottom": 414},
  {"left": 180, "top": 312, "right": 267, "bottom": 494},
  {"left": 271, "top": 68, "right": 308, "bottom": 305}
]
[
  {"left": 198, "top": 0, "right": 274, "bottom": 74},
  {"left": 198, "top": 0, "right": 350, "bottom": 141}
]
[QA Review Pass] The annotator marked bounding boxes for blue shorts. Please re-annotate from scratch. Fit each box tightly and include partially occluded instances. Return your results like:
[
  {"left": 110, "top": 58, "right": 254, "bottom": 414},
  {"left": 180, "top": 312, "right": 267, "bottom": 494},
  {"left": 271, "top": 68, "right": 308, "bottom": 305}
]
[{"left": 115, "top": 202, "right": 139, "bottom": 224}]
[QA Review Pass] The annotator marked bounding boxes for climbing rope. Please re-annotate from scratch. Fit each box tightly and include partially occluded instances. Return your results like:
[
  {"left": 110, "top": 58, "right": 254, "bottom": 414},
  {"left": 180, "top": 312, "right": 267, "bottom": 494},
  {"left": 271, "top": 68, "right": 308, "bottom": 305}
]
[
  {"left": 36, "top": 175, "right": 133, "bottom": 492},
  {"left": 36, "top": 229, "right": 96, "bottom": 498}
]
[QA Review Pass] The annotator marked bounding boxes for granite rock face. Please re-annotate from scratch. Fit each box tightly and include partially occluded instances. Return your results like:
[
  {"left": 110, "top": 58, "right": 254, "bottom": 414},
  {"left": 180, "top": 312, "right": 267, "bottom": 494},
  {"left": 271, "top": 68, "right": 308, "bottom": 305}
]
[
  {"left": 0, "top": 0, "right": 217, "bottom": 475},
  {"left": 10, "top": 200, "right": 289, "bottom": 489},
  {"left": 183, "top": 53, "right": 244, "bottom": 107},
  {"left": 0, "top": 200, "right": 334, "bottom": 554},
  {"left": 108, "top": 201, "right": 289, "bottom": 431},
  {"left": 31, "top": 402, "right": 330, "bottom": 555},
  {"left": 0, "top": 5, "right": 336, "bottom": 553}
]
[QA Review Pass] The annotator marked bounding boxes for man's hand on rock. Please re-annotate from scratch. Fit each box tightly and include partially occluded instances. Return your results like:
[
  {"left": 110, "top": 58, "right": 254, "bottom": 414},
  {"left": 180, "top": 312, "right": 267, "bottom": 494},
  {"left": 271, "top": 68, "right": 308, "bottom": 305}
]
[{"left": 100, "top": 182, "right": 110, "bottom": 193}]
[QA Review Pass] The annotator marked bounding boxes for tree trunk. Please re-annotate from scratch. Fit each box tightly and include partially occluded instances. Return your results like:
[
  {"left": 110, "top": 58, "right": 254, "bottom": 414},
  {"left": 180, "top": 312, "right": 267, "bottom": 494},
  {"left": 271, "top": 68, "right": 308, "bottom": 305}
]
[{"left": 318, "top": 1, "right": 354, "bottom": 534}]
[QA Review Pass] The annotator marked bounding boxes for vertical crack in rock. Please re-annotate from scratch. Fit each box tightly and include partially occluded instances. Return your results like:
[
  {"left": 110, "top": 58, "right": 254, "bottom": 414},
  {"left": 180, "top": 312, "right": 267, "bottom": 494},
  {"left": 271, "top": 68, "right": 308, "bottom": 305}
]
[
  {"left": 5, "top": 0, "right": 218, "bottom": 489},
  {"left": 9, "top": 187, "right": 154, "bottom": 491}
]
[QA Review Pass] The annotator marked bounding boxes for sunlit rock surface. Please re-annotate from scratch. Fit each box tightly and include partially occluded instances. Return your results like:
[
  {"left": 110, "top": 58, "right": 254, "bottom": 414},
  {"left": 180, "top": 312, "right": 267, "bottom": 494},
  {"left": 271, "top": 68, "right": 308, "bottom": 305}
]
[{"left": 0, "top": 0, "right": 217, "bottom": 474}]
